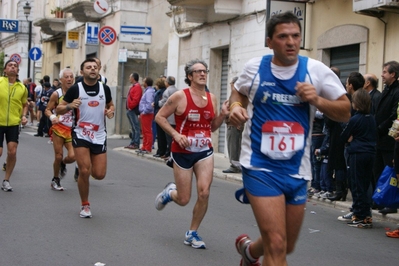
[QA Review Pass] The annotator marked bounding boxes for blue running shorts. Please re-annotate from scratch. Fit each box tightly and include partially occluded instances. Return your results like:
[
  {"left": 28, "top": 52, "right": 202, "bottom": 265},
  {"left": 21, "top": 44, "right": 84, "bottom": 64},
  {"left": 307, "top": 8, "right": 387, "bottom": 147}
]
[{"left": 242, "top": 167, "right": 307, "bottom": 205}]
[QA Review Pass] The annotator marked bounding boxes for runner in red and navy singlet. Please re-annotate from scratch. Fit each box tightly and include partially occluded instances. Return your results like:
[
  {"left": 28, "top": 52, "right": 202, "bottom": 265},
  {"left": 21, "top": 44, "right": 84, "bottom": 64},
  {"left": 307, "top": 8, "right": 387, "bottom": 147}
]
[{"left": 154, "top": 59, "right": 229, "bottom": 249}]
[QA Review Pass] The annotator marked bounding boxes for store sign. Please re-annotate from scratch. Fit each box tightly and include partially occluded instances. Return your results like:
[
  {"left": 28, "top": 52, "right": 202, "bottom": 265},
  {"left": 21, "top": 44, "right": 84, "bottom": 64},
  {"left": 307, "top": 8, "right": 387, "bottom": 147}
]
[{"left": 266, "top": 0, "right": 308, "bottom": 48}]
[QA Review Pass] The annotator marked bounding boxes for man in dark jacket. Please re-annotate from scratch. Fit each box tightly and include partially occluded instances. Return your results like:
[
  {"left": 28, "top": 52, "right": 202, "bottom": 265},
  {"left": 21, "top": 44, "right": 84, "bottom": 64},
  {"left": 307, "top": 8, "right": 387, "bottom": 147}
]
[
  {"left": 363, "top": 73, "right": 381, "bottom": 116},
  {"left": 373, "top": 61, "right": 399, "bottom": 214}
]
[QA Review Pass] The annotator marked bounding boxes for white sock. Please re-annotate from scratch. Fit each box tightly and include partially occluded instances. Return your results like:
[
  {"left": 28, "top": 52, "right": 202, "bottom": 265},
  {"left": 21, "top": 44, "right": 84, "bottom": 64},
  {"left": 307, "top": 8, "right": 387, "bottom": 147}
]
[{"left": 245, "top": 244, "right": 257, "bottom": 262}]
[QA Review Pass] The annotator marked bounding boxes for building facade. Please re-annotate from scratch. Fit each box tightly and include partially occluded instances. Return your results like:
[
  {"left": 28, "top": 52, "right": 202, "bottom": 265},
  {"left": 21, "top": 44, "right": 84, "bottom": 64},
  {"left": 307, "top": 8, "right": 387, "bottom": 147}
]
[{"left": 2, "top": 0, "right": 399, "bottom": 150}]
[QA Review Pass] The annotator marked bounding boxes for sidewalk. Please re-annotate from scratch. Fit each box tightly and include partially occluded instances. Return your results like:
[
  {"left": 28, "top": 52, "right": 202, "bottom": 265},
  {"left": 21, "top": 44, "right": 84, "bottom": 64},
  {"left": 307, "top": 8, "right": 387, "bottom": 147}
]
[{"left": 118, "top": 145, "right": 399, "bottom": 224}]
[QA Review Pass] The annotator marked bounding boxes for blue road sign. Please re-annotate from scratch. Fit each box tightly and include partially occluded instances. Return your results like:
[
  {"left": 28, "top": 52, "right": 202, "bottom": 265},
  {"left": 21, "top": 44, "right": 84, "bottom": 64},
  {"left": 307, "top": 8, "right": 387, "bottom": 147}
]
[
  {"left": 29, "top": 47, "right": 42, "bottom": 61},
  {"left": 0, "top": 19, "right": 19, "bottom": 33},
  {"left": 86, "top": 22, "right": 99, "bottom": 45},
  {"left": 120, "top": 26, "right": 152, "bottom": 35}
]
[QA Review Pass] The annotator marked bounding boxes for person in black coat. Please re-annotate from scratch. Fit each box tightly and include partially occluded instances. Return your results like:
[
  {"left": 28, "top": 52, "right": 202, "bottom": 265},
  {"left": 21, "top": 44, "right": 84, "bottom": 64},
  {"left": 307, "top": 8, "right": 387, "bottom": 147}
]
[
  {"left": 373, "top": 61, "right": 399, "bottom": 214},
  {"left": 153, "top": 78, "right": 167, "bottom": 157},
  {"left": 363, "top": 73, "right": 381, "bottom": 116}
]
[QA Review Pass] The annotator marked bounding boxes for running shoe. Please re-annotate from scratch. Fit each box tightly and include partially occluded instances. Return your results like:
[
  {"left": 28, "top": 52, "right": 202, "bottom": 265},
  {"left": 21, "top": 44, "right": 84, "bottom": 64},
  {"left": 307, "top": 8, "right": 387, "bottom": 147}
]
[
  {"left": 60, "top": 162, "right": 67, "bottom": 178},
  {"left": 51, "top": 178, "right": 64, "bottom": 191},
  {"left": 74, "top": 166, "right": 79, "bottom": 182},
  {"left": 2, "top": 163, "right": 6, "bottom": 171},
  {"left": 184, "top": 231, "right": 206, "bottom": 249},
  {"left": 2, "top": 180, "right": 13, "bottom": 192},
  {"left": 338, "top": 212, "right": 353, "bottom": 221},
  {"left": 80, "top": 205, "right": 92, "bottom": 218},
  {"left": 386, "top": 229, "right": 399, "bottom": 238},
  {"left": 235, "top": 234, "right": 261, "bottom": 266},
  {"left": 155, "top": 182, "right": 176, "bottom": 210}
]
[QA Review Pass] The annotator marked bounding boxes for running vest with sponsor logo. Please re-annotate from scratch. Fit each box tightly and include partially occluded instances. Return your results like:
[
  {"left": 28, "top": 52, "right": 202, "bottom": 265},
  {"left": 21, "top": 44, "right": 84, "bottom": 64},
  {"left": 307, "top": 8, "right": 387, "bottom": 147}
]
[
  {"left": 74, "top": 82, "right": 107, "bottom": 144},
  {"left": 172, "top": 88, "right": 215, "bottom": 153},
  {"left": 249, "top": 55, "right": 310, "bottom": 174},
  {"left": 54, "top": 88, "right": 73, "bottom": 128}
]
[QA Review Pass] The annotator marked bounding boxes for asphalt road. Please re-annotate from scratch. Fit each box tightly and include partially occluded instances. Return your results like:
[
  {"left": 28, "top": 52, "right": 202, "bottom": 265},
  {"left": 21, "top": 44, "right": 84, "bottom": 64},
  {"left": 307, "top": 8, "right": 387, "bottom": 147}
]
[{"left": 0, "top": 128, "right": 398, "bottom": 266}]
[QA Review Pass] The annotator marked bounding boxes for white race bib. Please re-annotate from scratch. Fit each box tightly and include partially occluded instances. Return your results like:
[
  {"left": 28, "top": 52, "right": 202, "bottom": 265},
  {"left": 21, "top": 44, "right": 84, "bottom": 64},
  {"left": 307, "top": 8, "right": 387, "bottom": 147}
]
[
  {"left": 185, "top": 129, "right": 211, "bottom": 152},
  {"left": 260, "top": 121, "right": 305, "bottom": 160}
]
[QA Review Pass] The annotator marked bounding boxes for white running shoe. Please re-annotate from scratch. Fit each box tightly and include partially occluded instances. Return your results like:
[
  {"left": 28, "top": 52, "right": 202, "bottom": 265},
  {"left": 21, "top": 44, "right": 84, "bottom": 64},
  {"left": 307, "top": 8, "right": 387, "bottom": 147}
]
[
  {"left": 80, "top": 205, "right": 92, "bottom": 218},
  {"left": 184, "top": 231, "right": 206, "bottom": 249},
  {"left": 2, "top": 180, "right": 13, "bottom": 192},
  {"left": 155, "top": 182, "right": 176, "bottom": 211}
]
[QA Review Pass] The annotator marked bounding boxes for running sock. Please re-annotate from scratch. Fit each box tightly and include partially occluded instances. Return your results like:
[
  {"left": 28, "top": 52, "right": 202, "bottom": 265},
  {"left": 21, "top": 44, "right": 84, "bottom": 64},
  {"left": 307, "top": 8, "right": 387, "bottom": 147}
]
[
  {"left": 82, "top": 201, "right": 90, "bottom": 206},
  {"left": 245, "top": 244, "right": 258, "bottom": 262}
]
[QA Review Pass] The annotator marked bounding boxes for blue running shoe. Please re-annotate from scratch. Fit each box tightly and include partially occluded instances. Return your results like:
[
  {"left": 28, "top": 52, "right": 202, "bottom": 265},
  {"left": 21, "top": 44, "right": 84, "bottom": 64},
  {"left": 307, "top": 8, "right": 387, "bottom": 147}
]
[
  {"left": 155, "top": 182, "right": 176, "bottom": 210},
  {"left": 184, "top": 231, "right": 206, "bottom": 249},
  {"left": 235, "top": 187, "right": 250, "bottom": 204}
]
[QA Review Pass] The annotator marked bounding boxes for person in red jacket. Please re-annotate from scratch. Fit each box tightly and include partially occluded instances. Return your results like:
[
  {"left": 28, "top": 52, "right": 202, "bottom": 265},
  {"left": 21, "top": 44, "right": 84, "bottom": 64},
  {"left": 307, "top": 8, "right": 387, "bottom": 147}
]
[{"left": 125, "top": 73, "right": 143, "bottom": 149}]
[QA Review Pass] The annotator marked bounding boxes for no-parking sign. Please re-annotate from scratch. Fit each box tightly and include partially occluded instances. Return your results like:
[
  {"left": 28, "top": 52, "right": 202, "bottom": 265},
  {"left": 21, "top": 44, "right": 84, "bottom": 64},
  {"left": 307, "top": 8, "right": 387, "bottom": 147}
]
[
  {"left": 98, "top": 26, "right": 117, "bottom": 45},
  {"left": 10, "top": 53, "right": 21, "bottom": 64}
]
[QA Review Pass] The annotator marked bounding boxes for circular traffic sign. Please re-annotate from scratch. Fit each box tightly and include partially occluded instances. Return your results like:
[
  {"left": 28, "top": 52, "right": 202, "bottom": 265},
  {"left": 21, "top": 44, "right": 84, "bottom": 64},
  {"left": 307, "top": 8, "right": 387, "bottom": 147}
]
[
  {"left": 98, "top": 26, "right": 117, "bottom": 45},
  {"left": 10, "top": 53, "right": 21, "bottom": 64},
  {"left": 29, "top": 47, "right": 42, "bottom": 61},
  {"left": 94, "top": 0, "right": 109, "bottom": 14}
]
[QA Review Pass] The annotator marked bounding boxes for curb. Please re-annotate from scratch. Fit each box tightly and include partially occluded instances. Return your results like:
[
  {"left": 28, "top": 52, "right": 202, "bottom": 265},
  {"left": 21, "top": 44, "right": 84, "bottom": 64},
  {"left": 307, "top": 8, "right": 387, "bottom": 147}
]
[{"left": 307, "top": 195, "right": 399, "bottom": 224}]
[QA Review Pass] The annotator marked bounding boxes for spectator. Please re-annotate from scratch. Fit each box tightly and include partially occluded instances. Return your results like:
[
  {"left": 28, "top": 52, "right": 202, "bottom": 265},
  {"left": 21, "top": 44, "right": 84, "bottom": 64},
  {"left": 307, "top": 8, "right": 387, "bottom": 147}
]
[
  {"left": 158, "top": 76, "right": 178, "bottom": 159},
  {"left": 223, "top": 76, "right": 243, "bottom": 174},
  {"left": 373, "top": 61, "right": 399, "bottom": 214},
  {"left": 340, "top": 89, "right": 376, "bottom": 228},
  {"left": 314, "top": 127, "right": 334, "bottom": 199},
  {"left": 26, "top": 78, "right": 36, "bottom": 126},
  {"left": 307, "top": 109, "right": 325, "bottom": 197},
  {"left": 137, "top": 77, "right": 155, "bottom": 154},
  {"left": 125, "top": 73, "right": 142, "bottom": 150},
  {"left": 34, "top": 79, "right": 43, "bottom": 124},
  {"left": 153, "top": 78, "right": 167, "bottom": 158},
  {"left": 363, "top": 73, "right": 381, "bottom": 116}
]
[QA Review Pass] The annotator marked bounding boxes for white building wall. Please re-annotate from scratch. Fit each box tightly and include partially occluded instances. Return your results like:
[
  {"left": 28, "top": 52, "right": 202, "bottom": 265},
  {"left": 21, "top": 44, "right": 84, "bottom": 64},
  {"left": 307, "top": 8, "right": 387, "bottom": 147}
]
[{"left": 166, "top": 0, "right": 399, "bottom": 152}]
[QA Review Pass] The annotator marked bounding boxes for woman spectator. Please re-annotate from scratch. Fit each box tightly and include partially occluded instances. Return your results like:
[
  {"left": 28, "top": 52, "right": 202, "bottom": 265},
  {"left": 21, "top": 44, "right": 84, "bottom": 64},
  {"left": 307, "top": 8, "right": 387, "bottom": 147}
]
[
  {"left": 340, "top": 89, "right": 376, "bottom": 228},
  {"left": 153, "top": 78, "right": 167, "bottom": 157}
]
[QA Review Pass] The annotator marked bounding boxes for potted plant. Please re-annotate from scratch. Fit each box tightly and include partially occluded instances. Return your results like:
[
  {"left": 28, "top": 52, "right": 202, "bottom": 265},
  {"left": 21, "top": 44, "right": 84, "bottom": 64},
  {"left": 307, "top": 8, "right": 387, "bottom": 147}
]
[{"left": 50, "top": 7, "right": 64, "bottom": 18}]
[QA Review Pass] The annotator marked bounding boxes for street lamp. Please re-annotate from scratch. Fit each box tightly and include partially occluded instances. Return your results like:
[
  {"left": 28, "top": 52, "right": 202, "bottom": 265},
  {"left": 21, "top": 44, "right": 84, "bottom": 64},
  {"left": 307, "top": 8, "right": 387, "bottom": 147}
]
[{"left": 23, "top": 1, "right": 32, "bottom": 78}]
